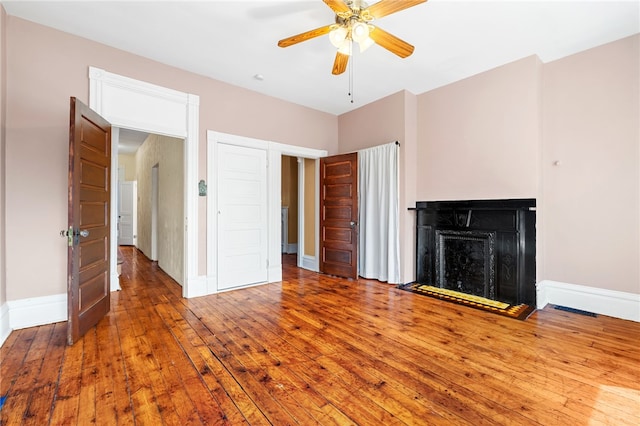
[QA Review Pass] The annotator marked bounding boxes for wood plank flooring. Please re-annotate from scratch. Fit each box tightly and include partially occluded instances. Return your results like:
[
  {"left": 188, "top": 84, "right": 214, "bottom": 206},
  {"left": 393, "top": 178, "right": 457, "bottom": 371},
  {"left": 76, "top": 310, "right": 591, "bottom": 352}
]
[{"left": 1, "top": 247, "right": 639, "bottom": 425}]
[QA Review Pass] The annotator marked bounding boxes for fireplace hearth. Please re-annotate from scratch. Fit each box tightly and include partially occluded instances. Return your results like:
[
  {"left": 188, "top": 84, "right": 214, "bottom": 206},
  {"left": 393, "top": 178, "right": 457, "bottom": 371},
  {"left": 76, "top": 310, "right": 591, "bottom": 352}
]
[{"left": 411, "top": 199, "right": 536, "bottom": 306}]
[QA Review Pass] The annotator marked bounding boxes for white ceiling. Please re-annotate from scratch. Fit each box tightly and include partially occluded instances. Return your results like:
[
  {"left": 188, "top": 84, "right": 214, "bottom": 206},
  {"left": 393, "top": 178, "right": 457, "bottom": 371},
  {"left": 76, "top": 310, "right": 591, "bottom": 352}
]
[
  {"left": 3, "top": 0, "right": 639, "bottom": 115},
  {"left": 118, "top": 128, "right": 149, "bottom": 155}
]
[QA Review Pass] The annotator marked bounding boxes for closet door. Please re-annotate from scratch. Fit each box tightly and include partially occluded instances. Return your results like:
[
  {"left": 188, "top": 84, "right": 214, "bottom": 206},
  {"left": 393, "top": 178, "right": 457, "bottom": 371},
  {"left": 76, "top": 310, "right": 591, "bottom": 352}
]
[{"left": 217, "top": 143, "right": 268, "bottom": 290}]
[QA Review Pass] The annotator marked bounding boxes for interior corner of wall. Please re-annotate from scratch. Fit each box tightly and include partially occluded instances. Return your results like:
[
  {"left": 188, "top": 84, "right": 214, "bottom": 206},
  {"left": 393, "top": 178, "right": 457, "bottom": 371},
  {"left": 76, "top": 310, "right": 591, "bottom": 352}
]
[
  {"left": 268, "top": 266, "right": 283, "bottom": 283},
  {"left": 7, "top": 293, "right": 67, "bottom": 330},
  {"left": 184, "top": 275, "right": 209, "bottom": 299},
  {"left": 535, "top": 280, "right": 549, "bottom": 310},
  {"left": 0, "top": 302, "right": 10, "bottom": 348}
]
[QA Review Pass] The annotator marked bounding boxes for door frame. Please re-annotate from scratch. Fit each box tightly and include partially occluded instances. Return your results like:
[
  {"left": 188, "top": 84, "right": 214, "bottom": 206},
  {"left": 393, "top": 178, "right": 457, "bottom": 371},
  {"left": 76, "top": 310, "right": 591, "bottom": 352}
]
[
  {"left": 297, "top": 157, "right": 322, "bottom": 272},
  {"left": 89, "top": 67, "right": 201, "bottom": 297},
  {"left": 206, "top": 131, "right": 327, "bottom": 293}
]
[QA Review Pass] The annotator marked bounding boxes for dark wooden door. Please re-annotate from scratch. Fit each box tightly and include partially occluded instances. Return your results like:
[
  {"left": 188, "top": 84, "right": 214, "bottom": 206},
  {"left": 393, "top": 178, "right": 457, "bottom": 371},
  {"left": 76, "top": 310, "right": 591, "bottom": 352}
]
[
  {"left": 67, "top": 97, "right": 112, "bottom": 345},
  {"left": 319, "top": 153, "right": 358, "bottom": 279}
]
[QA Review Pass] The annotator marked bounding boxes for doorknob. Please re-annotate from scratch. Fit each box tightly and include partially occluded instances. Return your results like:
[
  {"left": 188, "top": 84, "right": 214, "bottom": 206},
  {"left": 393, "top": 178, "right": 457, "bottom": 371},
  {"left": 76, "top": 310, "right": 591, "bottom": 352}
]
[
  {"left": 60, "top": 228, "right": 89, "bottom": 246},
  {"left": 60, "top": 228, "right": 89, "bottom": 237},
  {"left": 350, "top": 221, "right": 357, "bottom": 228}
]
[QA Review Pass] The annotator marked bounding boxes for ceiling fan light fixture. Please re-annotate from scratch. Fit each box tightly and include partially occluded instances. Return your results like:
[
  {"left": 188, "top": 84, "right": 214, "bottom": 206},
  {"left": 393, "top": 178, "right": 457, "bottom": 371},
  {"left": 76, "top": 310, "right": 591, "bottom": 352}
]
[
  {"left": 358, "top": 36, "right": 375, "bottom": 53},
  {"left": 329, "top": 26, "right": 348, "bottom": 48},
  {"left": 337, "top": 39, "right": 352, "bottom": 56},
  {"left": 351, "top": 21, "right": 369, "bottom": 43}
]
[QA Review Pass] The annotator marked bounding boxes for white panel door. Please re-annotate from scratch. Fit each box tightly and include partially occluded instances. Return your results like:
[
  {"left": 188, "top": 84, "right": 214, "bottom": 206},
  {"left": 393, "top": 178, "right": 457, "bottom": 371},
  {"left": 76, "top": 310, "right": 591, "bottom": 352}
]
[
  {"left": 217, "top": 144, "right": 268, "bottom": 290},
  {"left": 118, "top": 181, "right": 137, "bottom": 246}
]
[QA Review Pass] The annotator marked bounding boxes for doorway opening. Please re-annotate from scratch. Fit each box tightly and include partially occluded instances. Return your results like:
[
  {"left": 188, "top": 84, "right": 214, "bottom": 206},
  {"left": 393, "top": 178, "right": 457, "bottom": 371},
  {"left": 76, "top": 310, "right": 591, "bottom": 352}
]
[
  {"left": 90, "top": 66, "right": 199, "bottom": 297},
  {"left": 281, "top": 155, "right": 299, "bottom": 259},
  {"left": 280, "top": 156, "right": 319, "bottom": 272},
  {"left": 116, "top": 131, "right": 185, "bottom": 285}
]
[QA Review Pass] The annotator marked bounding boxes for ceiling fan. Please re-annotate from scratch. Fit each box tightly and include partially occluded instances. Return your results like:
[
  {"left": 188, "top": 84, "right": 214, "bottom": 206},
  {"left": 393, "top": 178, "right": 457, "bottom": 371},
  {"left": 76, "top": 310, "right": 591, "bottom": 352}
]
[{"left": 278, "top": 0, "right": 427, "bottom": 75}]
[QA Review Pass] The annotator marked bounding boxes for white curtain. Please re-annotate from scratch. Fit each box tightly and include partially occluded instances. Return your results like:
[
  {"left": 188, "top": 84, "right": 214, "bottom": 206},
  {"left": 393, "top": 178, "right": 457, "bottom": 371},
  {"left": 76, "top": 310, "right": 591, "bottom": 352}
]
[{"left": 358, "top": 142, "right": 400, "bottom": 283}]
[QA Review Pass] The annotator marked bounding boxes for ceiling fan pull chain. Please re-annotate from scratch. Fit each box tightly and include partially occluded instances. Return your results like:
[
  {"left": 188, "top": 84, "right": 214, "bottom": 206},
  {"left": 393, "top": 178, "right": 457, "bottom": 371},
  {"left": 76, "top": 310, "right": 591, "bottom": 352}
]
[{"left": 349, "top": 45, "right": 354, "bottom": 104}]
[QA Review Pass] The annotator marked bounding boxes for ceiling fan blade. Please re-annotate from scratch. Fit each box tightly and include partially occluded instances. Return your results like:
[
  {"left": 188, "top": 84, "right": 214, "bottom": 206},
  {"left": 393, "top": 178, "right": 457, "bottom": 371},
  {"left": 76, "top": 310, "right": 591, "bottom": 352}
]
[
  {"left": 332, "top": 52, "right": 349, "bottom": 75},
  {"left": 369, "top": 26, "right": 415, "bottom": 58},
  {"left": 366, "top": 0, "right": 427, "bottom": 19},
  {"left": 278, "top": 25, "right": 332, "bottom": 48},
  {"left": 323, "top": 0, "right": 351, "bottom": 14}
]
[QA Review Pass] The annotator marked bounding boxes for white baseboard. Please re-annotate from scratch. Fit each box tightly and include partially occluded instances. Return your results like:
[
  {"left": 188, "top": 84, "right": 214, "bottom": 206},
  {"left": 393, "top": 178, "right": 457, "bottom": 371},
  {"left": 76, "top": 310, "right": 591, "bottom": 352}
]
[
  {"left": 268, "top": 265, "right": 283, "bottom": 283},
  {"left": 185, "top": 275, "right": 209, "bottom": 298},
  {"left": 284, "top": 243, "right": 298, "bottom": 254},
  {"left": 537, "top": 280, "right": 640, "bottom": 322},
  {"left": 0, "top": 302, "right": 10, "bottom": 347},
  {"left": 194, "top": 267, "right": 282, "bottom": 298},
  {"left": 8, "top": 293, "right": 67, "bottom": 330},
  {"left": 111, "top": 271, "right": 121, "bottom": 292},
  {"left": 215, "top": 280, "right": 270, "bottom": 294},
  {"left": 300, "top": 255, "right": 318, "bottom": 272}
]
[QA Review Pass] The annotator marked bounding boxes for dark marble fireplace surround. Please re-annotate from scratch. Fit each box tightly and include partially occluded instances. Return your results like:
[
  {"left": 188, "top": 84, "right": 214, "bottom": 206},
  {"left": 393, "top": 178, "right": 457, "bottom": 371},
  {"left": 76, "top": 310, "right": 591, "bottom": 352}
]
[{"left": 411, "top": 199, "right": 536, "bottom": 306}]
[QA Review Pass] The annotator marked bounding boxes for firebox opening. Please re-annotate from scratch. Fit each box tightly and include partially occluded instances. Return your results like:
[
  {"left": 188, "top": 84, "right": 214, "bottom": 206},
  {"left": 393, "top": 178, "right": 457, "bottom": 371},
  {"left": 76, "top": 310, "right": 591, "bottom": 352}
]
[{"left": 436, "top": 230, "right": 496, "bottom": 299}]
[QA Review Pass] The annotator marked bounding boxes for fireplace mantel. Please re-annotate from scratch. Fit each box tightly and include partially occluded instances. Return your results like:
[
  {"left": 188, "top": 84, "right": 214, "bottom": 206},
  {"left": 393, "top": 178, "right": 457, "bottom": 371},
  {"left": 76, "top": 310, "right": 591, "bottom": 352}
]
[{"left": 410, "top": 199, "right": 536, "bottom": 305}]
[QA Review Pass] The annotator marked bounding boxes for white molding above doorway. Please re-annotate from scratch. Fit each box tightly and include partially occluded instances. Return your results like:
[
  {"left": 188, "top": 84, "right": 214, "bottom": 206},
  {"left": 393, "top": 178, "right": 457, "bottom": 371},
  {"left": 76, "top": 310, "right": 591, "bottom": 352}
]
[{"left": 88, "top": 66, "right": 200, "bottom": 298}]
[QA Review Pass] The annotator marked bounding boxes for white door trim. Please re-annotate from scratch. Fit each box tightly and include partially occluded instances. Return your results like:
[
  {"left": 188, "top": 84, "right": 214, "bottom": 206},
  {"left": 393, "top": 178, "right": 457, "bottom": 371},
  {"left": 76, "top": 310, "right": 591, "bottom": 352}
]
[
  {"left": 89, "top": 66, "right": 200, "bottom": 298},
  {"left": 207, "top": 131, "right": 327, "bottom": 293},
  {"left": 281, "top": 207, "right": 288, "bottom": 253},
  {"left": 296, "top": 157, "right": 321, "bottom": 272}
]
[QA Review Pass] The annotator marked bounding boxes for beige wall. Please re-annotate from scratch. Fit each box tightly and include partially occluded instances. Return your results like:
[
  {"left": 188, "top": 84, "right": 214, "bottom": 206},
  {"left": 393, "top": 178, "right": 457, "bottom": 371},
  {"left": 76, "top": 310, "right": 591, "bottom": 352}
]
[
  {"left": 135, "top": 134, "right": 184, "bottom": 285},
  {"left": 3, "top": 16, "right": 337, "bottom": 301},
  {"left": 281, "top": 156, "right": 298, "bottom": 245},
  {"left": 0, "top": 5, "right": 6, "bottom": 307},
  {"left": 118, "top": 154, "right": 136, "bottom": 181},
  {"left": 337, "top": 91, "right": 419, "bottom": 283},
  {"left": 338, "top": 91, "right": 407, "bottom": 152},
  {"left": 542, "top": 35, "right": 639, "bottom": 293},
  {"left": 417, "top": 55, "right": 542, "bottom": 201},
  {"left": 303, "top": 158, "right": 316, "bottom": 257}
]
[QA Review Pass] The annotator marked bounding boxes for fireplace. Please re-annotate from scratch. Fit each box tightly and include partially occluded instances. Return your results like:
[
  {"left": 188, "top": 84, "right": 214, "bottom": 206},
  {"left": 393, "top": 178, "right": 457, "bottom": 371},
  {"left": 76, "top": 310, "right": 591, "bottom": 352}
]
[{"left": 411, "top": 199, "right": 536, "bottom": 305}]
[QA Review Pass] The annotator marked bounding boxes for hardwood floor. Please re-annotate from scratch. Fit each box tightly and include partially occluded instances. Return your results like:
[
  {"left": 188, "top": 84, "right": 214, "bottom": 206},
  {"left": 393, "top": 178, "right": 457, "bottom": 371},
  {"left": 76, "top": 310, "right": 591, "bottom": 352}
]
[{"left": 1, "top": 247, "right": 639, "bottom": 425}]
